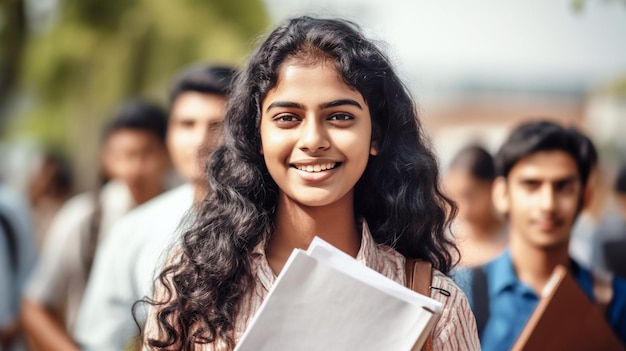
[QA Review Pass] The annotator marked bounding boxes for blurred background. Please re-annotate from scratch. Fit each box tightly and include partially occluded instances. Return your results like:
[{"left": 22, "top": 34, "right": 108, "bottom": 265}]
[
  {"left": 0, "top": 0, "right": 269, "bottom": 192},
  {"left": 2, "top": 2, "right": 625, "bottom": 349},
  {"left": 262, "top": 0, "right": 626, "bottom": 172},
  {"left": 1, "top": 0, "right": 625, "bottom": 192}
]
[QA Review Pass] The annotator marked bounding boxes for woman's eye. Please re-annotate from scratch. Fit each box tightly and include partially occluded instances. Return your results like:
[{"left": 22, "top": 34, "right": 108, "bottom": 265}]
[
  {"left": 328, "top": 113, "right": 353, "bottom": 121},
  {"left": 274, "top": 114, "right": 299, "bottom": 122}
]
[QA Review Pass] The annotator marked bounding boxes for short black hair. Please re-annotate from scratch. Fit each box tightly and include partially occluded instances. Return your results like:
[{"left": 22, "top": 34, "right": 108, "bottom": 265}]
[
  {"left": 616, "top": 164, "right": 626, "bottom": 194},
  {"left": 576, "top": 130, "right": 598, "bottom": 177},
  {"left": 495, "top": 120, "right": 595, "bottom": 188},
  {"left": 103, "top": 99, "right": 168, "bottom": 143},
  {"left": 168, "top": 64, "right": 236, "bottom": 105},
  {"left": 42, "top": 151, "right": 73, "bottom": 196},
  {"left": 448, "top": 144, "right": 495, "bottom": 181}
]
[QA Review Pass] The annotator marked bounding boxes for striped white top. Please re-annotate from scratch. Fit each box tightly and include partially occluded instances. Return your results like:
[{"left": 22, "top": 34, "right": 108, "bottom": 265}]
[{"left": 143, "top": 222, "right": 480, "bottom": 350}]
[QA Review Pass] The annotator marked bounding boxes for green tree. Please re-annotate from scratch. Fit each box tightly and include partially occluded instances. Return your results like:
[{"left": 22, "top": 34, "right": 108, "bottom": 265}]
[
  {"left": 5, "top": 0, "right": 269, "bottom": 189},
  {"left": 0, "top": 0, "right": 27, "bottom": 132}
]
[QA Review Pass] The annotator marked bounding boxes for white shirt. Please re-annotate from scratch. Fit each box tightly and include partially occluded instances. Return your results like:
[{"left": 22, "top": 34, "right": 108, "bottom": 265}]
[
  {"left": 24, "top": 181, "right": 135, "bottom": 331},
  {"left": 74, "top": 184, "right": 195, "bottom": 351}
]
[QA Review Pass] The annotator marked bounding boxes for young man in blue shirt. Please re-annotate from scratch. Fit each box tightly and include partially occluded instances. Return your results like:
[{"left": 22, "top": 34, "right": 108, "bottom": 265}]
[{"left": 455, "top": 120, "right": 626, "bottom": 350}]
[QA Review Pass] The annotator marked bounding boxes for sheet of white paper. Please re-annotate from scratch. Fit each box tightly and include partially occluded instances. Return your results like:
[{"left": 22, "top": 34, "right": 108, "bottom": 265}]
[
  {"left": 235, "top": 247, "right": 437, "bottom": 351},
  {"left": 307, "top": 236, "right": 443, "bottom": 313}
]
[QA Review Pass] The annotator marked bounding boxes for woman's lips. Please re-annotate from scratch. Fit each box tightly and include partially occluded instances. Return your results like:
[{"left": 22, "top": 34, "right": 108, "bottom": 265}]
[
  {"left": 292, "top": 162, "right": 338, "bottom": 172},
  {"left": 290, "top": 162, "right": 341, "bottom": 182}
]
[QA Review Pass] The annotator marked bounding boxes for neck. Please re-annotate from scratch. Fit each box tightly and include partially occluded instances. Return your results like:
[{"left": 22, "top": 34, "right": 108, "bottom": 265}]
[
  {"left": 266, "top": 193, "right": 360, "bottom": 275},
  {"left": 510, "top": 232, "right": 570, "bottom": 295},
  {"left": 130, "top": 186, "right": 162, "bottom": 205}
]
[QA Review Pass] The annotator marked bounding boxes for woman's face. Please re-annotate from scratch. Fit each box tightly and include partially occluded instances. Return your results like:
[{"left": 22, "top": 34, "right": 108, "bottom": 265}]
[{"left": 260, "top": 59, "right": 376, "bottom": 209}]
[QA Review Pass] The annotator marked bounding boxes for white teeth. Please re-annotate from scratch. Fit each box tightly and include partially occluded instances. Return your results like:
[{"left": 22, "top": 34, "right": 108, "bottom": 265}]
[{"left": 295, "top": 163, "right": 337, "bottom": 173}]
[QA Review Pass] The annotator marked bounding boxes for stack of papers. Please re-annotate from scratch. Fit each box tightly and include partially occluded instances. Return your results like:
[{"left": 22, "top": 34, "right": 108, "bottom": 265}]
[{"left": 235, "top": 237, "right": 443, "bottom": 351}]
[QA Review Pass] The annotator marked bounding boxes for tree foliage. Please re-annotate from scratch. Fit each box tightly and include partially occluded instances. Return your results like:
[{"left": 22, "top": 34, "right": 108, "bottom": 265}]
[
  {"left": 0, "top": 0, "right": 27, "bottom": 129},
  {"left": 4, "top": 0, "right": 269, "bottom": 189}
]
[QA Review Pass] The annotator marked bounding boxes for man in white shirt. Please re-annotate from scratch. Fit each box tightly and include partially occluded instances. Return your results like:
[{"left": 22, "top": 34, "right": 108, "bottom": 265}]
[
  {"left": 21, "top": 100, "right": 171, "bottom": 350},
  {"left": 74, "top": 65, "right": 235, "bottom": 351}
]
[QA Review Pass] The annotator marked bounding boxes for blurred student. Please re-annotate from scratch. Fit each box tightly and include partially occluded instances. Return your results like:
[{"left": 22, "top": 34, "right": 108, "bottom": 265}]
[
  {"left": 74, "top": 65, "right": 235, "bottom": 351},
  {"left": 444, "top": 145, "right": 507, "bottom": 267},
  {"left": 597, "top": 164, "right": 626, "bottom": 278},
  {"left": 27, "top": 151, "right": 74, "bottom": 248},
  {"left": 568, "top": 134, "right": 626, "bottom": 277},
  {"left": 0, "top": 182, "right": 37, "bottom": 351},
  {"left": 568, "top": 132, "right": 606, "bottom": 271},
  {"left": 455, "top": 121, "right": 626, "bottom": 350},
  {"left": 20, "top": 100, "right": 171, "bottom": 350}
]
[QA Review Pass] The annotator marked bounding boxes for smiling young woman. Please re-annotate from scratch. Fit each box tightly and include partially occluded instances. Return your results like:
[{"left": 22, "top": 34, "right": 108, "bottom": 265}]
[
  {"left": 260, "top": 59, "right": 376, "bottom": 273},
  {"left": 141, "top": 16, "right": 480, "bottom": 351}
]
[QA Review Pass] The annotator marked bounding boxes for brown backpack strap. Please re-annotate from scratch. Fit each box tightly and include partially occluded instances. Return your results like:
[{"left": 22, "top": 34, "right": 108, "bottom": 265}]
[{"left": 406, "top": 258, "right": 434, "bottom": 351}]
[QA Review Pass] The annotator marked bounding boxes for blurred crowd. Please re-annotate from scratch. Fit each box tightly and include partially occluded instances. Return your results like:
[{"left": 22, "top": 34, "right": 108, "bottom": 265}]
[
  {"left": 1, "top": 64, "right": 235, "bottom": 351},
  {"left": 443, "top": 141, "right": 626, "bottom": 277},
  {"left": 1, "top": 45, "right": 625, "bottom": 351}
]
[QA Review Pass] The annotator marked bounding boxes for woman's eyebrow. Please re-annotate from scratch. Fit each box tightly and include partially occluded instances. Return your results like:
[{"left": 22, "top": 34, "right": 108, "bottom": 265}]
[
  {"left": 320, "top": 99, "right": 362, "bottom": 110},
  {"left": 265, "top": 99, "right": 363, "bottom": 113},
  {"left": 265, "top": 101, "right": 305, "bottom": 112}
]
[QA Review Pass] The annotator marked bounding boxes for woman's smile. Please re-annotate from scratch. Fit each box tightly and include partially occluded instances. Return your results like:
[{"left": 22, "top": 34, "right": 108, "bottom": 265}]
[
  {"left": 291, "top": 162, "right": 339, "bottom": 173},
  {"left": 291, "top": 161, "right": 342, "bottom": 182}
]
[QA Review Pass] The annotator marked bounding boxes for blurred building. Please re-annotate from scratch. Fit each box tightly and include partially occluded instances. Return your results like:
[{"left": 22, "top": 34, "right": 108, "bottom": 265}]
[
  {"left": 421, "top": 80, "right": 586, "bottom": 167},
  {"left": 262, "top": 0, "right": 626, "bottom": 167},
  {"left": 584, "top": 88, "right": 626, "bottom": 159}
]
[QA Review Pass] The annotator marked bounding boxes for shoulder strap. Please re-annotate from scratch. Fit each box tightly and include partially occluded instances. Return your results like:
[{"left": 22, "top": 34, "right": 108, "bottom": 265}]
[
  {"left": 0, "top": 210, "right": 18, "bottom": 272},
  {"left": 471, "top": 266, "right": 490, "bottom": 336},
  {"left": 405, "top": 258, "right": 433, "bottom": 351},
  {"left": 82, "top": 193, "right": 103, "bottom": 280}
]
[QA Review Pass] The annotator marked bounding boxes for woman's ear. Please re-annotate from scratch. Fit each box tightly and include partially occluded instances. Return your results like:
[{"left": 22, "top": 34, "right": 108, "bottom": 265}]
[
  {"left": 370, "top": 122, "right": 381, "bottom": 156},
  {"left": 370, "top": 140, "right": 379, "bottom": 156},
  {"left": 492, "top": 176, "right": 509, "bottom": 215}
]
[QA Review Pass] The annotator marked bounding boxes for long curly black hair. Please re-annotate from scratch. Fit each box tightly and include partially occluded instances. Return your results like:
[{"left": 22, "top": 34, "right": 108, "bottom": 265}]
[{"left": 145, "top": 16, "right": 457, "bottom": 350}]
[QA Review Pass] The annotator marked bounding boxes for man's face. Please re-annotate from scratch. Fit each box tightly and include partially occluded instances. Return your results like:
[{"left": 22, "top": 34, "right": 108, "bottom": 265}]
[
  {"left": 167, "top": 92, "right": 227, "bottom": 183},
  {"left": 499, "top": 150, "right": 582, "bottom": 250},
  {"left": 102, "top": 128, "right": 170, "bottom": 202}
]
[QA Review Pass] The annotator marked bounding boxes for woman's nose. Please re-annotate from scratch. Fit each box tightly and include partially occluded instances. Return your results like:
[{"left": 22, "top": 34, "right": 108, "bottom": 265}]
[{"left": 297, "top": 118, "right": 330, "bottom": 153}]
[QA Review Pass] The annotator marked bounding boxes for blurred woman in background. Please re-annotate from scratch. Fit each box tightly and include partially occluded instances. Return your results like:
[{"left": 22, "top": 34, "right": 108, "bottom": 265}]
[
  {"left": 27, "top": 151, "right": 74, "bottom": 249},
  {"left": 444, "top": 145, "right": 507, "bottom": 267}
]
